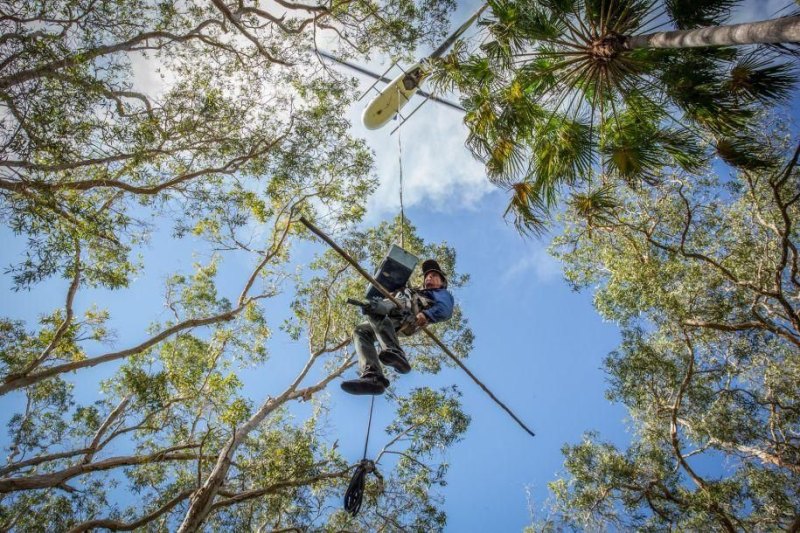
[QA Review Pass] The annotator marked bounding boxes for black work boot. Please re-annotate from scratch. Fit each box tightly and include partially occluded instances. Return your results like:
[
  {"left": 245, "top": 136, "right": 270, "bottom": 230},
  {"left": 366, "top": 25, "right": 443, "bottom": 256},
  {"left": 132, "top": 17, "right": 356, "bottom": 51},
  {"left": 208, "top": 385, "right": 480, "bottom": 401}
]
[
  {"left": 378, "top": 349, "right": 411, "bottom": 374},
  {"left": 341, "top": 373, "right": 390, "bottom": 395}
]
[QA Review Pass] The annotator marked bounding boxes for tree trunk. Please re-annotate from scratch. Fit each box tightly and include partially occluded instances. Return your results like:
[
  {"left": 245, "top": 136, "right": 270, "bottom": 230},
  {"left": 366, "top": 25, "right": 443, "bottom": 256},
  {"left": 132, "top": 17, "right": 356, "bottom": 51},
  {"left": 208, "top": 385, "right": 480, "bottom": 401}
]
[{"left": 626, "top": 16, "right": 800, "bottom": 50}]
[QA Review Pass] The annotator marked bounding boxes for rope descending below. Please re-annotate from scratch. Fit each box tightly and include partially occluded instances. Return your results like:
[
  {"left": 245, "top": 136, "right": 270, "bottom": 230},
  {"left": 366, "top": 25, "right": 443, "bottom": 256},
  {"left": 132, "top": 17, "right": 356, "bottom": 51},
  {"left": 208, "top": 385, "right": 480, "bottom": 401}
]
[
  {"left": 344, "top": 459, "right": 376, "bottom": 516},
  {"left": 343, "top": 394, "right": 378, "bottom": 516}
]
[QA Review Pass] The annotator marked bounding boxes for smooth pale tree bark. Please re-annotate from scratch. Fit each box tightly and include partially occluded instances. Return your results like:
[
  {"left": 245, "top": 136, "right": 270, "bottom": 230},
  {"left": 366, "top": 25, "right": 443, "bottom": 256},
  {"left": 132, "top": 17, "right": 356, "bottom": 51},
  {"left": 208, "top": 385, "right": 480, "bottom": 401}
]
[
  {"left": 677, "top": 418, "right": 800, "bottom": 475},
  {"left": 0, "top": 445, "right": 200, "bottom": 492},
  {"left": 627, "top": 16, "right": 800, "bottom": 49},
  {"left": 431, "top": 0, "right": 800, "bottom": 233}
]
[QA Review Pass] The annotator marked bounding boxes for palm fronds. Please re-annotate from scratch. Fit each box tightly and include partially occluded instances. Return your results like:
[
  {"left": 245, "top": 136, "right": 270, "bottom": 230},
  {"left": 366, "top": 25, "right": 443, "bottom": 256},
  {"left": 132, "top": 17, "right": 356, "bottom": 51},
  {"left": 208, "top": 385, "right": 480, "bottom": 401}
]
[
  {"left": 568, "top": 184, "right": 620, "bottom": 230},
  {"left": 428, "top": 0, "right": 798, "bottom": 235},
  {"left": 665, "top": 0, "right": 738, "bottom": 29},
  {"left": 726, "top": 54, "right": 797, "bottom": 105},
  {"left": 504, "top": 180, "right": 551, "bottom": 235},
  {"left": 715, "top": 137, "right": 781, "bottom": 170}
]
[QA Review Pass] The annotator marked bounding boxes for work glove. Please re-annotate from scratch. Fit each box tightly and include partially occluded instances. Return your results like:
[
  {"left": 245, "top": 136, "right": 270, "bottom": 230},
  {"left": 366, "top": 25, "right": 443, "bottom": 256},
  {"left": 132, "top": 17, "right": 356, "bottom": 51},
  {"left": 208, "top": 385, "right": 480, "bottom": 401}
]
[{"left": 362, "top": 298, "right": 392, "bottom": 317}]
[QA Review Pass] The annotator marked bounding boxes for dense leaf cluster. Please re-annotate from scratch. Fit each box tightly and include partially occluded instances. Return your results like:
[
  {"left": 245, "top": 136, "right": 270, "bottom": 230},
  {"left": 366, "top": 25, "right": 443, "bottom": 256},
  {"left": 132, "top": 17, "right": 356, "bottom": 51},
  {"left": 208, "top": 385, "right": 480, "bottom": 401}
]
[
  {"left": 0, "top": 0, "right": 474, "bottom": 531},
  {"left": 429, "top": 0, "right": 797, "bottom": 233},
  {"left": 534, "top": 129, "right": 800, "bottom": 531}
]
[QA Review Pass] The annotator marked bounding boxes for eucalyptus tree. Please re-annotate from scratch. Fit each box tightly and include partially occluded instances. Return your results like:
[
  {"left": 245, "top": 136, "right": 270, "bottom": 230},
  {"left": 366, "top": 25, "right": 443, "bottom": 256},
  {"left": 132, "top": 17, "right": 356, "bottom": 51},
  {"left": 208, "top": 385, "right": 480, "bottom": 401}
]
[
  {"left": 429, "top": 0, "right": 798, "bottom": 233},
  {"left": 0, "top": 214, "right": 473, "bottom": 531},
  {"left": 0, "top": 0, "right": 456, "bottom": 290},
  {"left": 0, "top": 0, "right": 459, "bottom": 391},
  {"left": 0, "top": 1, "right": 477, "bottom": 529},
  {"left": 0, "top": 82, "right": 375, "bottom": 396},
  {"left": 530, "top": 130, "right": 800, "bottom": 530}
]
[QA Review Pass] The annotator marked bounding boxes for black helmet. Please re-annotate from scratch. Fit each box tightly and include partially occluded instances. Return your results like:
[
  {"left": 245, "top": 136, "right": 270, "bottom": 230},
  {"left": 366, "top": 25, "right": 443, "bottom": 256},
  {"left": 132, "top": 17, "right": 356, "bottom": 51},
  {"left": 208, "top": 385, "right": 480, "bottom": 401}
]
[{"left": 421, "top": 259, "right": 447, "bottom": 286}]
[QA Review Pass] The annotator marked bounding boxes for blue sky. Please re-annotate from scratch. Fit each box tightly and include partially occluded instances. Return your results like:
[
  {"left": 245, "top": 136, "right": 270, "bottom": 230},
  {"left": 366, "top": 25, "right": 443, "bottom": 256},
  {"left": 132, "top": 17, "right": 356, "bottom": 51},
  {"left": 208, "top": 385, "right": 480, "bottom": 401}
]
[{"left": 1, "top": 0, "right": 797, "bottom": 530}]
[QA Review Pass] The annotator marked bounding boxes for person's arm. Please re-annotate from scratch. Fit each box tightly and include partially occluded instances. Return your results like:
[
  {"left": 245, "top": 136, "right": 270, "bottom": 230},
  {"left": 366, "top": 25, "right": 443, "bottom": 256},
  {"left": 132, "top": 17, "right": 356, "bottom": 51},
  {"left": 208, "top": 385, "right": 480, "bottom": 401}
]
[{"left": 421, "top": 290, "right": 454, "bottom": 324}]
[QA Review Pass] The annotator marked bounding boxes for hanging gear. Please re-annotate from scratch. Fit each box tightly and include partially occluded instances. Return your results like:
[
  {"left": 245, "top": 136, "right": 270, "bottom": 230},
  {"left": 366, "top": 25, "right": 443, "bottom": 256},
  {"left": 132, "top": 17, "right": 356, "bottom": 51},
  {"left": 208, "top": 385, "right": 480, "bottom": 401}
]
[
  {"left": 300, "top": 216, "right": 537, "bottom": 438},
  {"left": 344, "top": 459, "right": 375, "bottom": 515},
  {"left": 365, "top": 245, "right": 417, "bottom": 300},
  {"left": 346, "top": 298, "right": 390, "bottom": 317},
  {"left": 343, "top": 396, "right": 381, "bottom": 515},
  {"left": 394, "top": 287, "right": 434, "bottom": 336}
]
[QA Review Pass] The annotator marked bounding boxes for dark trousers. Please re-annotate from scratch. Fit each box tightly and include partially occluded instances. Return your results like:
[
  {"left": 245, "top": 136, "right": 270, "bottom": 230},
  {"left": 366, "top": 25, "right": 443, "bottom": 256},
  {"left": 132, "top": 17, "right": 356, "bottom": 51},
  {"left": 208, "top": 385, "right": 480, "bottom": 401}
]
[{"left": 353, "top": 300, "right": 405, "bottom": 378}]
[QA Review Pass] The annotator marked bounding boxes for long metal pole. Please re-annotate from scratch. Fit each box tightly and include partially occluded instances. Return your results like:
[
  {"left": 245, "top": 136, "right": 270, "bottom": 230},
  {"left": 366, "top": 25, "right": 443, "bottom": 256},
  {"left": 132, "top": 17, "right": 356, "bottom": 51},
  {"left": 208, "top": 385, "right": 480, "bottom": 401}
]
[
  {"left": 429, "top": 3, "right": 489, "bottom": 59},
  {"left": 299, "top": 217, "right": 535, "bottom": 438}
]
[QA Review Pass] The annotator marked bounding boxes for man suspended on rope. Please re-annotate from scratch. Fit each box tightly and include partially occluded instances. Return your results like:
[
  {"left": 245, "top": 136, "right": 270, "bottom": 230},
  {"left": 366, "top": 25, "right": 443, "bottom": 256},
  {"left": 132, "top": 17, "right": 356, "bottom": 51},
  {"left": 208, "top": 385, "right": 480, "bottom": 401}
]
[{"left": 341, "top": 259, "right": 454, "bottom": 395}]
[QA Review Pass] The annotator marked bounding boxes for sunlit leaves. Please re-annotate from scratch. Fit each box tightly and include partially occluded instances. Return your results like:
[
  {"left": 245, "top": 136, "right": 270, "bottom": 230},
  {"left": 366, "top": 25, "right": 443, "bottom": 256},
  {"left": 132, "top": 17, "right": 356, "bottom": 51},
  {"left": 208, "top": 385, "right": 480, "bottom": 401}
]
[
  {"left": 547, "top": 132, "right": 800, "bottom": 529},
  {"left": 431, "top": 0, "right": 796, "bottom": 234},
  {"left": 504, "top": 181, "right": 550, "bottom": 235},
  {"left": 531, "top": 114, "right": 594, "bottom": 188},
  {"left": 568, "top": 184, "right": 620, "bottom": 231}
]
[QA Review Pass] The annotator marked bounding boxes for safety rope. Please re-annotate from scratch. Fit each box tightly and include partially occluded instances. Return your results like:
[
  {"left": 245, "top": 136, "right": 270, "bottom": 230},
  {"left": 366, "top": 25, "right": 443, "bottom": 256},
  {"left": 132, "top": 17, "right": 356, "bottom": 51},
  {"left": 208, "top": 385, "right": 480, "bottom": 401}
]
[
  {"left": 345, "top": 91, "right": 408, "bottom": 516},
  {"left": 363, "top": 395, "right": 375, "bottom": 459},
  {"left": 344, "top": 390, "right": 377, "bottom": 515},
  {"left": 397, "top": 87, "right": 406, "bottom": 249}
]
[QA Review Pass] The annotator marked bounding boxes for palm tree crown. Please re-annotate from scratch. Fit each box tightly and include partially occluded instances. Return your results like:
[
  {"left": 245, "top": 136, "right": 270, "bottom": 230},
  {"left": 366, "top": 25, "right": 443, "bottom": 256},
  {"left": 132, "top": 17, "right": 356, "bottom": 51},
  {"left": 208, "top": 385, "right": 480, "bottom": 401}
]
[{"left": 429, "top": 0, "right": 797, "bottom": 234}]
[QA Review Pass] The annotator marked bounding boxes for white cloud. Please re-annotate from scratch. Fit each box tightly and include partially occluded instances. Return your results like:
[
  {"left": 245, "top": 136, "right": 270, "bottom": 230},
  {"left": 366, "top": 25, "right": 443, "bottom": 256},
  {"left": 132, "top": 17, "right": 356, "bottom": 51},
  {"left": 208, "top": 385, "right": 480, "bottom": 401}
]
[
  {"left": 343, "top": 64, "right": 494, "bottom": 220},
  {"left": 500, "top": 244, "right": 562, "bottom": 285},
  {"left": 129, "top": 51, "right": 173, "bottom": 98}
]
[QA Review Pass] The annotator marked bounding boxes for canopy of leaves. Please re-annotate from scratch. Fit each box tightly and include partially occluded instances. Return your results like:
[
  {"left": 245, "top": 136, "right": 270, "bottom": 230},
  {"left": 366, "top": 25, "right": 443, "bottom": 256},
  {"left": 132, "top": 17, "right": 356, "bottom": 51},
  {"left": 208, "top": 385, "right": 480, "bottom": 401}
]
[
  {"left": 532, "top": 126, "right": 800, "bottom": 530},
  {"left": 0, "top": 1, "right": 475, "bottom": 530},
  {"left": 428, "top": 0, "right": 797, "bottom": 234}
]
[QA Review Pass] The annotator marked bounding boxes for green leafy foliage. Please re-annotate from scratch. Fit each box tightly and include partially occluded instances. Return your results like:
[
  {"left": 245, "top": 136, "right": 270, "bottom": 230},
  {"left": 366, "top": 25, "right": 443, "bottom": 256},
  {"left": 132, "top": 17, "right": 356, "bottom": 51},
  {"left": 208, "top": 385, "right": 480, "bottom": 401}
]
[
  {"left": 0, "top": 1, "right": 471, "bottom": 530},
  {"left": 537, "top": 128, "right": 800, "bottom": 530},
  {"left": 429, "top": 0, "right": 797, "bottom": 234}
]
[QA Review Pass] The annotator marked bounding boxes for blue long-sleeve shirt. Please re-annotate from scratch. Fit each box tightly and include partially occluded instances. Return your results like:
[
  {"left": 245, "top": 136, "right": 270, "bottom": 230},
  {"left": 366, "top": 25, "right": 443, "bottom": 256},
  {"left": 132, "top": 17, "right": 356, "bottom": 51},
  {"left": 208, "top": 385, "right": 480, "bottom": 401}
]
[{"left": 419, "top": 288, "right": 454, "bottom": 324}]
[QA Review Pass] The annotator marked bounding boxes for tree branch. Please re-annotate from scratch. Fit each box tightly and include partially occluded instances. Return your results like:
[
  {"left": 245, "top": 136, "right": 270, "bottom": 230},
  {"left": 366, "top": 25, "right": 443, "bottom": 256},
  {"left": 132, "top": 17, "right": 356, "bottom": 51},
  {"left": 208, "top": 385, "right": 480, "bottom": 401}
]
[{"left": 65, "top": 488, "right": 195, "bottom": 533}]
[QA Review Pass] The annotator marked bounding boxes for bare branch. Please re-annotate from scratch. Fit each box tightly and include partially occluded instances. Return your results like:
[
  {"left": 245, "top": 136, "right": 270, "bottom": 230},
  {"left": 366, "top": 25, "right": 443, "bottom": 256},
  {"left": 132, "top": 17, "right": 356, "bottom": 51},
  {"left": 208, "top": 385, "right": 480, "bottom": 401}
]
[
  {"left": 0, "top": 443, "right": 202, "bottom": 493},
  {"left": 82, "top": 394, "right": 132, "bottom": 465}
]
